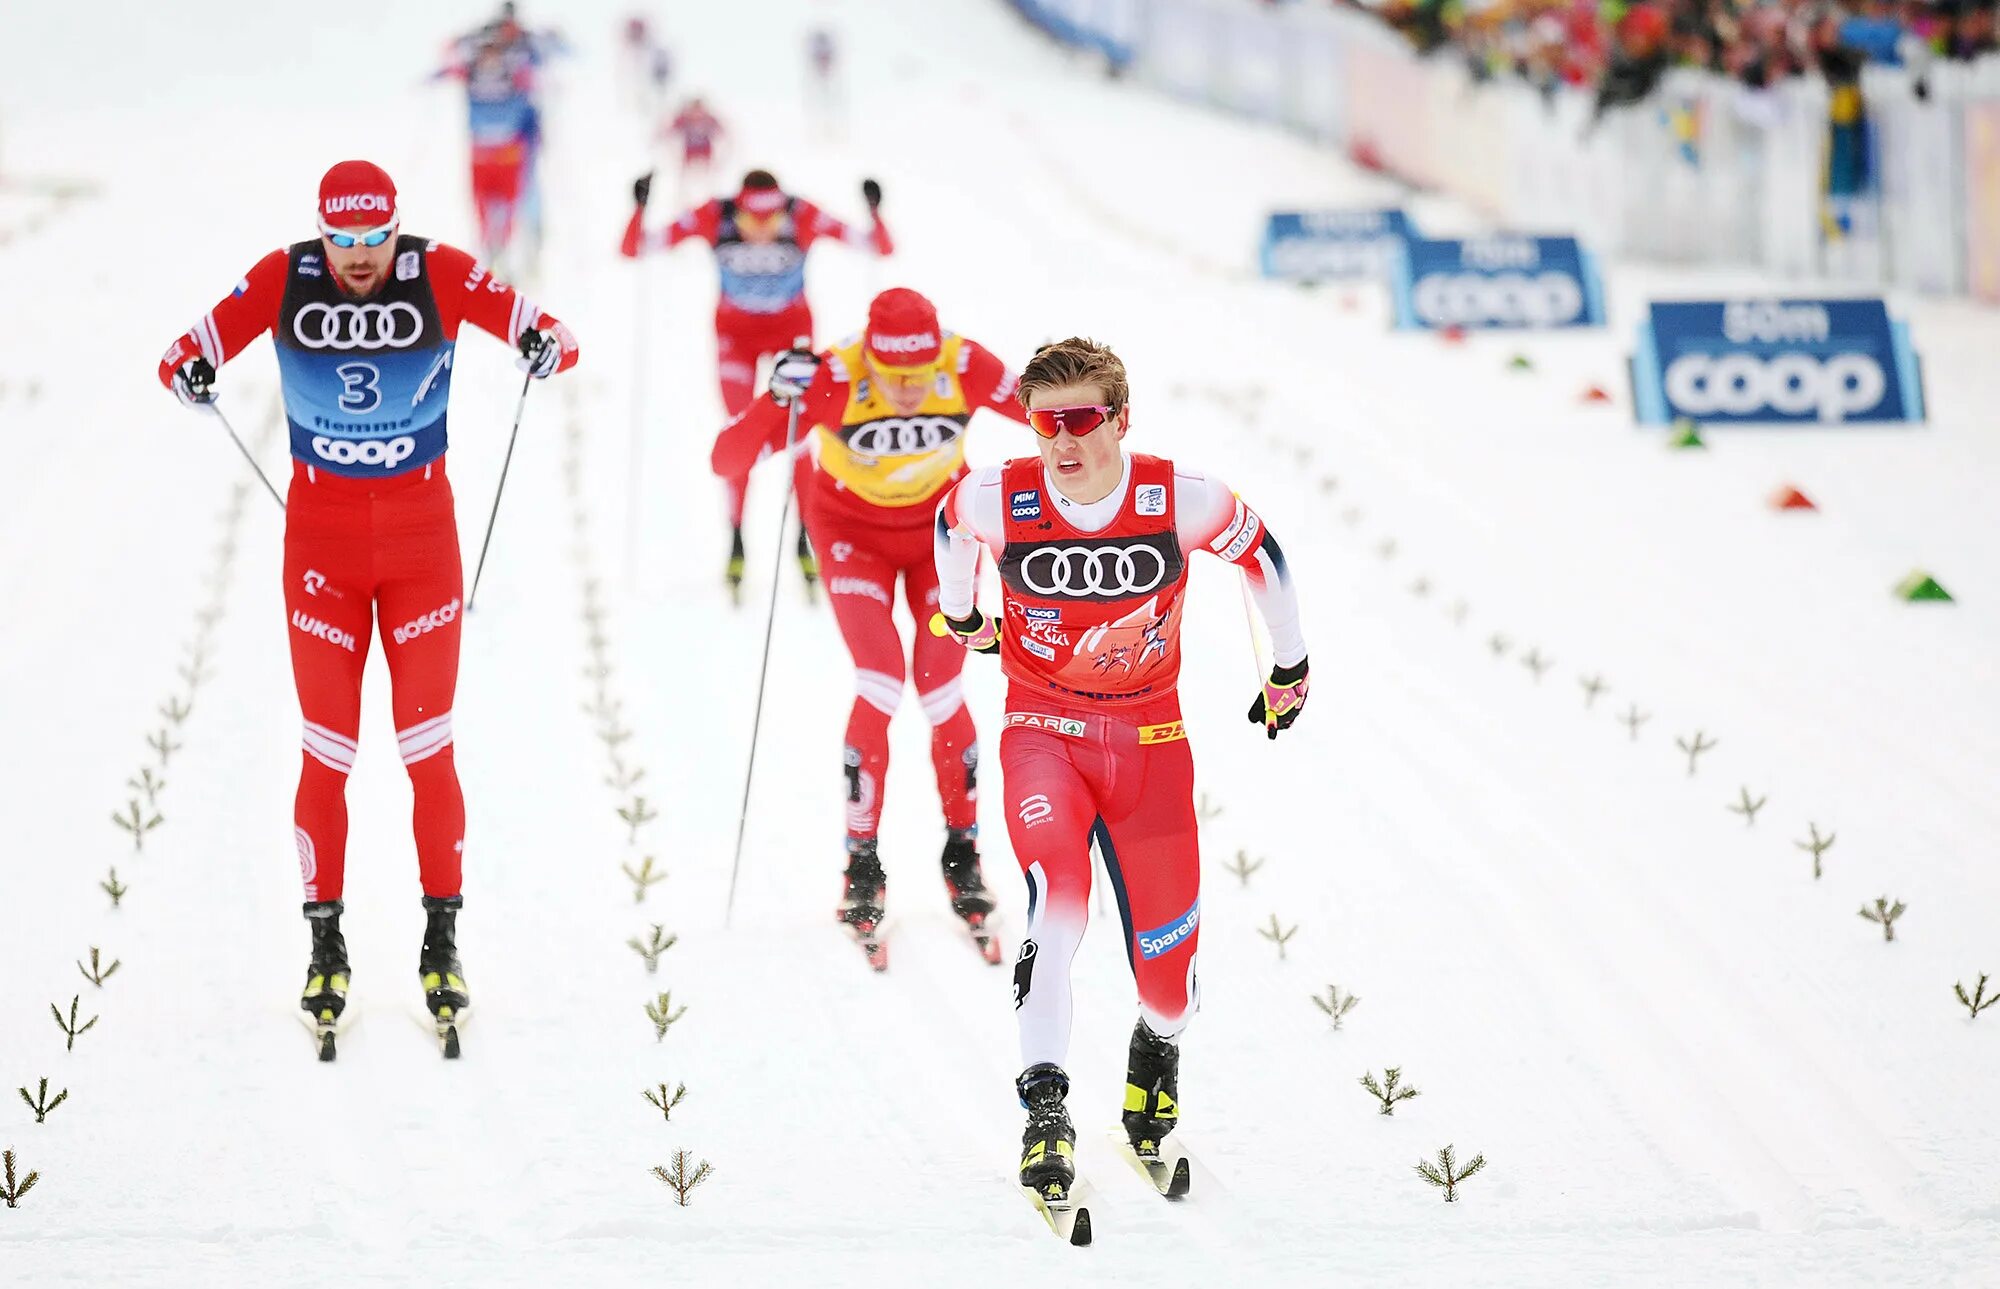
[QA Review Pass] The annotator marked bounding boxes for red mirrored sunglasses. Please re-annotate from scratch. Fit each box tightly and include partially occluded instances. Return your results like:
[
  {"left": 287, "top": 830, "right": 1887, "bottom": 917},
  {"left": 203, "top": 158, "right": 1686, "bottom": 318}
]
[{"left": 1025, "top": 404, "right": 1115, "bottom": 440}]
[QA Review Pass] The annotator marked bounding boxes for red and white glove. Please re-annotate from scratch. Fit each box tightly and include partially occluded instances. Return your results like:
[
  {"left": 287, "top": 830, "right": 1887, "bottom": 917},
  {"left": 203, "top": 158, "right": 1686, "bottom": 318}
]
[
  {"left": 1247, "top": 658, "right": 1309, "bottom": 740},
  {"left": 929, "top": 609, "right": 999, "bottom": 655}
]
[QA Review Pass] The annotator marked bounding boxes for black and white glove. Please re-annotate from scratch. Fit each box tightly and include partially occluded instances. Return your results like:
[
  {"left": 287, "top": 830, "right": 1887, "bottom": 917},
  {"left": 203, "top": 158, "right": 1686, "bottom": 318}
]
[
  {"left": 172, "top": 357, "right": 217, "bottom": 409},
  {"left": 633, "top": 171, "right": 654, "bottom": 208},
  {"left": 516, "top": 329, "right": 562, "bottom": 379},
  {"left": 768, "top": 347, "right": 820, "bottom": 406},
  {"left": 861, "top": 177, "right": 882, "bottom": 211}
]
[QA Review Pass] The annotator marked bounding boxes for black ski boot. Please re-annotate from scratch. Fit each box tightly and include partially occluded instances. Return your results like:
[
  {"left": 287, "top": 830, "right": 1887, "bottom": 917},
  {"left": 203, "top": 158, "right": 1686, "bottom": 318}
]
[
  {"left": 941, "top": 828, "right": 1000, "bottom": 962},
  {"left": 838, "top": 838, "right": 888, "bottom": 970},
  {"left": 1122, "top": 1020, "right": 1181, "bottom": 1158},
  {"left": 1017, "top": 1063, "right": 1077, "bottom": 1199},
  {"left": 301, "top": 900, "right": 350, "bottom": 1062},
  {"left": 725, "top": 525, "right": 747, "bottom": 604},
  {"left": 796, "top": 525, "right": 819, "bottom": 597},
  {"left": 420, "top": 894, "right": 469, "bottom": 1013},
  {"left": 301, "top": 901, "right": 351, "bottom": 1020}
]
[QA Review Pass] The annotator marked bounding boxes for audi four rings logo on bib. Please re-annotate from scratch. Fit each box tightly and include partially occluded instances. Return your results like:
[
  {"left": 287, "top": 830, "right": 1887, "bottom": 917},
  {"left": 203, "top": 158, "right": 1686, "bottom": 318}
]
[
  {"left": 1022, "top": 544, "right": 1169, "bottom": 597},
  {"left": 843, "top": 416, "right": 964, "bottom": 456},
  {"left": 311, "top": 435, "right": 417, "bottom": 468},
  {"left": 293, "top": 301, "right": 425, "bottom": 350}
]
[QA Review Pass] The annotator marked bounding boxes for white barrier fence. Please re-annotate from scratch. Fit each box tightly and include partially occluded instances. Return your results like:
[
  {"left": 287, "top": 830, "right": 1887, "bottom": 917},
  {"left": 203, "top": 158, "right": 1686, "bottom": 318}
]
[{"left": 1023, "top": 0, "right": 2000, "bottom": 300}]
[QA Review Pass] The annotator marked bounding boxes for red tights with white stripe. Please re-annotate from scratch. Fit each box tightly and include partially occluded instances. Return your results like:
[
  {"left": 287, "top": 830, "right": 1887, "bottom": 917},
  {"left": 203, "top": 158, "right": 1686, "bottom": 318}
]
[{"left": 283, "top": 462, "right": 466, "bottom": 903}]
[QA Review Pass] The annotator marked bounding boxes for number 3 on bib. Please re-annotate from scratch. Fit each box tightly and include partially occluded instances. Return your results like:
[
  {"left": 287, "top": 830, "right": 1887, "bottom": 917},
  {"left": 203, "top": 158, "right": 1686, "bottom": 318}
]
[{"left": 335, "top": 361, "right": 382, "bottom": 413}]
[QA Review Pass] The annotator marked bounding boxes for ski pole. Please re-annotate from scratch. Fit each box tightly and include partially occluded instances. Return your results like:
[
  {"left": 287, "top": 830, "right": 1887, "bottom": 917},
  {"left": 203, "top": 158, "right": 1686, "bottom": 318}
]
[
  {"left": 467, "top": 370, "right": 535, "bottom": 613},
  {"left": 724, "top": 387, "right": 808, "bottom": 927},
  {"left": 626, "top": 241, "right": 650, "bottom": 586},
  {"left": 1238, "top": 570, "right": 1270, "bottom": 685},
  {"left": 210, "top": 401, "right": 286, "bottom": 512}
]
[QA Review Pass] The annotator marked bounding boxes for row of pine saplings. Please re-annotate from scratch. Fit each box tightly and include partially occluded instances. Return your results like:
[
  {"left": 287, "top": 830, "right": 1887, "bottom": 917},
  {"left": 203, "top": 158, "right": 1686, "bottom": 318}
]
[{"left": 6, "top": 458, "right": 259, "bottom": 1210}]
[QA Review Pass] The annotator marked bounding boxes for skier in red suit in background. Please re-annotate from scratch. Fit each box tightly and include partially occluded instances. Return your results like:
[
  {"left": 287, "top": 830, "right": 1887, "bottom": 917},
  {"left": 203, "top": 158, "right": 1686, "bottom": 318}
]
[{"left": 620, "top": 166, "right": 891, "bottom": 598}]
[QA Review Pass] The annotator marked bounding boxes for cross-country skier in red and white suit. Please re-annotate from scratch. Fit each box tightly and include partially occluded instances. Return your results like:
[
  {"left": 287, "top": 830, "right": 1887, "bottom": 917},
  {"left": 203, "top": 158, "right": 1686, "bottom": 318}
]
[
  {"left": 156, "top": 160, "right": 578, "bottom": 1040},
  {"left": 621, "top": 167, "right": 891, "bottom": 595},
  {"left": 712, "top": 288, "right": 1030, "bottom": 969},
  {"left": 932, "top": 338, "right": 1308, "bottom": 1201}
]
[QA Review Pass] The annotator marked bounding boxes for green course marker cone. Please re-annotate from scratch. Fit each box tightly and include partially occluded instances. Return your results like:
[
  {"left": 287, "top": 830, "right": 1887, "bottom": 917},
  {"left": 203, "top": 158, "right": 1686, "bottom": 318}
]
[
  {"left": 1894, "top": 571, "right": 1953, "bottom": 602},
  {"left": 1508, "top": 353, "right": 1534, "bottom": 372},
  {"left": 1668, "top": 417, "right": 1705, "bottom": 449}
]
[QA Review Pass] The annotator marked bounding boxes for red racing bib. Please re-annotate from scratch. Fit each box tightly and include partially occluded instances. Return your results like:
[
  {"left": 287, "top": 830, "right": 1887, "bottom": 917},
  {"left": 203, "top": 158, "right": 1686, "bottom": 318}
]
[{"left": 996, "top": 454, "right": 1188, "bottom": 706}]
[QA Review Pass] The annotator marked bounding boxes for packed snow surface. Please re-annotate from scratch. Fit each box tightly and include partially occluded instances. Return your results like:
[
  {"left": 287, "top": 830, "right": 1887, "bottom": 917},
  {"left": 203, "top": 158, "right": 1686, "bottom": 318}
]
[{"left": 2, "top": 1, "right": 1996, "bottom": 1284}]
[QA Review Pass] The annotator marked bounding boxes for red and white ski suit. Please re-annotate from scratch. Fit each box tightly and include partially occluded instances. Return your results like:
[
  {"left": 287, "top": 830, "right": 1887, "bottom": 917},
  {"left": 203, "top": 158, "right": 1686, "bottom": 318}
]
[
  {"left": 713, "top": 332, "right": 1028, "bottom": 845},
  {"left": 935, "top": 454, "right": 1304, "bottom": 1067},
  {"left": 158, "top": 239, "right": 578, "bottom": 903}
]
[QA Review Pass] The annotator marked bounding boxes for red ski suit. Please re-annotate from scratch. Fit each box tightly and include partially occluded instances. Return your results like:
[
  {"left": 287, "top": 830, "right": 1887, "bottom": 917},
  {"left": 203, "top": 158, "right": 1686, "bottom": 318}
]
[
  {"left": 621, "top": 195, "right": 891, "bottom": 525},
  {"left": 159, "top": 239, "right": 578, "bottom": 903},
  {"left": 713, "top": 332, "right": 1028, "bottom": 844},
  {"left": 935, "top": 455, "right": 1305, "bottom": 1068}
]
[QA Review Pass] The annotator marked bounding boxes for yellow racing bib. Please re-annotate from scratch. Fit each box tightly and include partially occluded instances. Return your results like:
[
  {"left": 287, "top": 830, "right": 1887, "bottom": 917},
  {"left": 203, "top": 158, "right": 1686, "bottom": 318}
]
[{"left": 815, "top": 334, "right": 972, "bottom": 508}]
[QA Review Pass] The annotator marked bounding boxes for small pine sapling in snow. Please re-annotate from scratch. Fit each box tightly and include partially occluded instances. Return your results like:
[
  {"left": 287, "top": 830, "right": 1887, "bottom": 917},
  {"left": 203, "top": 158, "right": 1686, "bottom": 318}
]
[
  {"left": 1579, "top": 674, "right": 1608, "bottom": 708},
  {"left": 623, "top": 856, "right": 667, "bottom": 903},
  {"left": 1259, "top": 915, "right": 1298, "bottom": 961},
  {"left": 1859, "top": 896, "right": 1907, "bottom": 942},
  {"left": 76, "top": 948, "right": 120, "bottom": 987},
  {"left": 100, "top": 868, "right": 128, "bottom": 908},
  {"left": 1311, "top": 986, "right": 1360, "bottom": 1030},
  {"left": 1676, "top": 731, "right": 1717, "bottom": 776},
  {"left": 126, "top": 767, "right": 166, "bottom": 808},
  {"left": 1953, "top": 974, "right": 1996, "bottom": 1019},
  {"left": 1449, "top": 600, "right": 1469, "bottom": 626},
  {"left": 1520, "top": 647, "right": 1552, "bottom": 680},
  {"left": 646, "top": 992, "right": 687, "bottom": 1041},
  {"left": 652, "top": 1150, "right": 713, "bottom": 1206},
  {"left": 1376, "top": 538, "right": 1397, "bottom": 561},
  {"left": 1222, "top": 850, "right": 1265, "bottom": 887},
  {"left": 1408, "top": 576, "right": 1432, "bottom": 598},
  {"left": 1487, "top": 633, "right": 1511, "bottom": 658},
  {"left": 605, "top": 759, "right": 644, "bottom": 791},
  {"left": 110, "top": 800, "right": 163, "bottom": 852},
  {"left": 1795, "top": 824, "right": 1835, "bottom": 879},
  {"left": 159, "top": 695, "right": 192, "bottom": 727},
  {"left": 1, "top": 1149, "right": 37, "bottom": 1208},
  {"left": 1621, "top": 703, "right": 1651, "bottom": 742},
  {"left": 51, "top": 995, "right": 98, "bottom": 1051},
  {"left": 1196, "top": 792, "right": 1222, "bottom": 823},
  {"left": 17, "top": 1079, "right": 67, "bottom": 1124},
  {"left": 1727, "top": 786, "right": 1768, "bottom": 826},
  {"left": 1360, "top": 1067, "right": 1420, "bottom": 1115},
  {"left": 599, "top": 722, "right": 633, "bottom": 750},
  {"left": 618, "top": 795, "right": 659, "bottom": 843},
  {"left": 644, "top": 1082, "right": 688, "bottom": 1121},
  {"left": 147, "top": 727, "right": 182, "bottom": 766},
  {"left": 629, "top": 924, "right": 678, "bottom": 973},
  {"left": 1415, "top": 1144, "right": 1487, "bottom": 1202}
]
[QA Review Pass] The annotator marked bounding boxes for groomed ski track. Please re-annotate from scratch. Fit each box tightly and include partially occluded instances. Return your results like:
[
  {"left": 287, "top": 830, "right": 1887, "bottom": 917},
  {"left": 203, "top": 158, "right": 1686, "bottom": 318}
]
[{"left": 2, "top": 1, "right": 1998, "bottom": 1284}]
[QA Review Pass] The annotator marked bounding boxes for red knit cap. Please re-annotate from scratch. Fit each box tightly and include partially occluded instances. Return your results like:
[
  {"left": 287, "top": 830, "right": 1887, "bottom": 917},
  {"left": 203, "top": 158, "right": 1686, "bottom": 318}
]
[
  {"left": 318, "top": 160, "right": 398, "bottom": 229},
  {"left": 865, "top": 288, "right": 942, "bottom": 369}
]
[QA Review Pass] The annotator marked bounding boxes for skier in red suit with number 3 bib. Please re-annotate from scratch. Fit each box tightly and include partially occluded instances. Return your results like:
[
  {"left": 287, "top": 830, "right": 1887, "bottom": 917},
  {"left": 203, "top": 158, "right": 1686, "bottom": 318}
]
[
  {"left": 156, "top": 160, "right": 579, "bottom": 1056},
  {"left": 932, "top": 338, "right": 1309, "bottom": 1203}
]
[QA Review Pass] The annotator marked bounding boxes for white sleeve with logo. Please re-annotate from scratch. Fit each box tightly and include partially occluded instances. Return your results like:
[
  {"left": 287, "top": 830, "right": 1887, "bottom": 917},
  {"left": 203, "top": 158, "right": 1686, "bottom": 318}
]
[
  {"left": 934, "top": 466, "right": 1005, "bottom": 620},
  {"left": 1175, "top": 470, "right": 1307, "bottom": 669}
]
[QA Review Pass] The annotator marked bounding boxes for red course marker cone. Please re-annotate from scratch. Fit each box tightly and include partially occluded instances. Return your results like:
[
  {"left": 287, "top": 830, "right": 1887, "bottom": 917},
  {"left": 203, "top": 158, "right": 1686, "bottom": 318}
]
[
  {"left": 1771, "top": 485, "right": 1817, "bottom": 512},
  {"left": 1580, "top": 384, "right": 1613, "bottom": 404},
  {"left": 1439, "top": 325, "right": 1467, "bottom": 344}
]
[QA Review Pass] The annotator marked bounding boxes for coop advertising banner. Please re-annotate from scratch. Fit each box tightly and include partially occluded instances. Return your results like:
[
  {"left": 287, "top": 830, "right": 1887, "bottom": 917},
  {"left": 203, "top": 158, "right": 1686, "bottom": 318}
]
[
  {"left": 1630, "top": 299, "right": 1924, "bottom": 425},
  {"left": 1388, "top": 234, "right": 1605, "bottom": 329},
  {"left": 1259, "top": 209, "right": 1414, "bottom": 281}
]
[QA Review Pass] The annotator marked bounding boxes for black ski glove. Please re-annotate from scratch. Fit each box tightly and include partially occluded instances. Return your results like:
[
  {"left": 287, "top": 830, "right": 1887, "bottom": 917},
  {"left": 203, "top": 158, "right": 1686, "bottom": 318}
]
[
  {"left": 861, "top": 177, "right": 882, "bottom": 211},
  {"left": 633, "top": 171, "right": 654, "bottom": 208}
]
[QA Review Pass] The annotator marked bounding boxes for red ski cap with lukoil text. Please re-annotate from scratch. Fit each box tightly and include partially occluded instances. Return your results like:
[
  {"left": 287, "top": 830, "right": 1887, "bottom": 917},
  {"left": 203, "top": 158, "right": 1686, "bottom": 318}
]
[
  {"left": 864, "top": 287, "right": 942, "bottom": 371},
  {"left": 736, "top": 184, "right": 788, "bottom": 217},
  {"left": 318, "top": 160, "right": 398, "bottom": 229}
]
